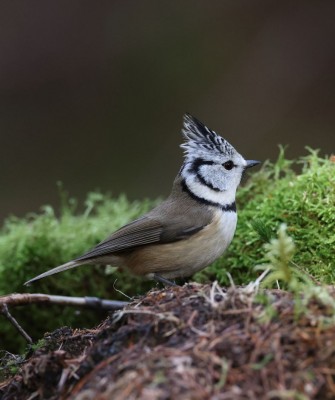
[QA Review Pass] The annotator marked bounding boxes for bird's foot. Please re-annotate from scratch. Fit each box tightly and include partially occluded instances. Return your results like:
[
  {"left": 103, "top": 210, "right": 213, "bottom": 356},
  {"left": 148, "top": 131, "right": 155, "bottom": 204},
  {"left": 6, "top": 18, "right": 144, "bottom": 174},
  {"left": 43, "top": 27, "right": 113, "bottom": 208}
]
[{"left": 153, "top": 274, "right": 178, "bottom": 287}]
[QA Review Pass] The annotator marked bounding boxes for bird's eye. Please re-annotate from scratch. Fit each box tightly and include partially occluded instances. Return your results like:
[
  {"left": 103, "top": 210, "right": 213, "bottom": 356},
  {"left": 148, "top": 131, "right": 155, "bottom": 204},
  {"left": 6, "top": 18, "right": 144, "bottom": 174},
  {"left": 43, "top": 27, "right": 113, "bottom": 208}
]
[{"left": 223, "top": 161, "right": 234, "bottom": 170}]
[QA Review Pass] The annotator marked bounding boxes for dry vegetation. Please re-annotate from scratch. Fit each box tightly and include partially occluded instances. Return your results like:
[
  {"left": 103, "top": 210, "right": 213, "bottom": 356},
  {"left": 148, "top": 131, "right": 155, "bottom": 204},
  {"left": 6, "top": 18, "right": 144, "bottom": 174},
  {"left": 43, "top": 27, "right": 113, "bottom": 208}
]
[{"left": 1, "top": 282, "right": 335, "bottom": 399}]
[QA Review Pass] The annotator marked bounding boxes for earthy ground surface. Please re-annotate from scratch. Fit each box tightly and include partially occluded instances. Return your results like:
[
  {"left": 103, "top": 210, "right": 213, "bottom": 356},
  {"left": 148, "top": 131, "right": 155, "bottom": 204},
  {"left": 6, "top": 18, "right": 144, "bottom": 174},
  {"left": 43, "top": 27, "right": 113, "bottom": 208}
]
[{"left": 1, "top": 282, "right": 335, "bottom": 399}]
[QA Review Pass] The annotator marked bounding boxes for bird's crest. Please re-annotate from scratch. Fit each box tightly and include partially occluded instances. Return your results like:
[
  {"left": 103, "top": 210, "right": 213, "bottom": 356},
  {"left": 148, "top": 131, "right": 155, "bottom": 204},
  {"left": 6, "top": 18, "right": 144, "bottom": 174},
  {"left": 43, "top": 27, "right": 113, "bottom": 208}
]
[{"left": 181, "top": 113, "right": 235, "bottom": 159}]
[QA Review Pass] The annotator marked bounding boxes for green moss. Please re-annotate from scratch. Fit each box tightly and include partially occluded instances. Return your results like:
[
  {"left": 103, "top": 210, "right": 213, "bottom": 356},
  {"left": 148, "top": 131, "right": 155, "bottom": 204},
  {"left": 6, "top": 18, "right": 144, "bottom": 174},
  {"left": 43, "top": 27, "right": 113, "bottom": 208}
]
[
  {"left": 0, "top": 191, "right": 157, "bottom": 296},
  {"left": 0, "top": 191, "right": 157, "bottom": 351},
  {"left": 0, "top": 351, "right": 25, "bottom": 380},
  {"left": 195, "top": 148, "right": 335, "bottom": 284},
  {"left": 255, "top": 222, "right": 335, "bottom": 323}
]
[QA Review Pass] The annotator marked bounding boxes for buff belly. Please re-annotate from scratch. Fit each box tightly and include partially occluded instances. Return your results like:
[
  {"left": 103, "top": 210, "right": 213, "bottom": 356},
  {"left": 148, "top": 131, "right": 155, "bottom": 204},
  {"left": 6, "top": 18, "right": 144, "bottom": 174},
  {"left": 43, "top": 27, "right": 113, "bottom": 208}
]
[{"left": 122, "top": 210, "right": 237, "bottom": 279}]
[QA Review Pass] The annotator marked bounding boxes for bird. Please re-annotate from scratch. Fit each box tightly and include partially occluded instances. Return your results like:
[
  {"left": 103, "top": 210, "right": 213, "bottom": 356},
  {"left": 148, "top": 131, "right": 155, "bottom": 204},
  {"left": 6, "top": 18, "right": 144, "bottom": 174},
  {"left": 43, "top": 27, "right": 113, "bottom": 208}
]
[{"left": 25, "top": 114, "right": 260, "bottom": 286}]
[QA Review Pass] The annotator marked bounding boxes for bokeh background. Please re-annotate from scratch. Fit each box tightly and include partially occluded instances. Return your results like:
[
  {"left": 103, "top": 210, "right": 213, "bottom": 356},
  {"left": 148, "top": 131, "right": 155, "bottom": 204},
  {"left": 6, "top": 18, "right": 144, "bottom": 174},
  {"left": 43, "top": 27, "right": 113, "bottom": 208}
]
[{"left": 1, "top": 1, "right": 335, "bottom": 224}]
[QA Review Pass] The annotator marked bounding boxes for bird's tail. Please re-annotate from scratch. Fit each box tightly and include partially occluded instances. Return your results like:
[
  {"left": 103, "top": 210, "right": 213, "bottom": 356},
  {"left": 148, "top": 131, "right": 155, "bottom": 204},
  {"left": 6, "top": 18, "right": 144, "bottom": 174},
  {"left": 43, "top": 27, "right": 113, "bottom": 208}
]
[{"left": 24, "top": 260, "right": 84, "bottom": 286}]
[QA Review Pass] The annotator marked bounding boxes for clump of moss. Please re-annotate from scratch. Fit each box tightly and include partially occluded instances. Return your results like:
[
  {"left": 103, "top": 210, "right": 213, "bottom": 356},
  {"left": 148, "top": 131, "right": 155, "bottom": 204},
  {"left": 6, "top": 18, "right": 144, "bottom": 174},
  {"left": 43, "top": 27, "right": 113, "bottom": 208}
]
[
  {"left": 0, "top": 190, "right": 157, "bottom": 296},
  {"left": 0, "top": 190, "right": 157, "bottom": 351},
  {"left": 196, "top": 148, "right": 335, "bottom": 285}
]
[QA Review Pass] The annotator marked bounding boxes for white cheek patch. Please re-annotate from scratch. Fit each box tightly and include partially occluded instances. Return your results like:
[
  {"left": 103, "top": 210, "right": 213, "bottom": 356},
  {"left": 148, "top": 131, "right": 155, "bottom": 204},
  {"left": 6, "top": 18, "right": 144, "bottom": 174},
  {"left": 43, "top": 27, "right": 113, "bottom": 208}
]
[{"left": 198, "top": 164, "right": 228, "bottom": 191}]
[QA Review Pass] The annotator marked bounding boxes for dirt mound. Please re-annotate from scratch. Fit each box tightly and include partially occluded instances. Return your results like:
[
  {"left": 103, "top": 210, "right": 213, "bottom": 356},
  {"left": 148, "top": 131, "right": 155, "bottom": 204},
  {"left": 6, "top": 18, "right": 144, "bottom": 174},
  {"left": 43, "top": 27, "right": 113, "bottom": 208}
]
[{"left": 1, "top": 283, "right": 335, "bottom": 399}]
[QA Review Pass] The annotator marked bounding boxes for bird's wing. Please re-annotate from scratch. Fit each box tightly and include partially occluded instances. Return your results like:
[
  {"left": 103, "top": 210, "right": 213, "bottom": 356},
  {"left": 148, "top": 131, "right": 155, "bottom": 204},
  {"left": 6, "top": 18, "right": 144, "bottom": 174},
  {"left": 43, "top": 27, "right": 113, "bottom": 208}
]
[
  {"left": 75, "top": 214, "right": 207, "bottom": 262},
  {"left": 24, "top": 198, "right": 213, "bottom": 285}
]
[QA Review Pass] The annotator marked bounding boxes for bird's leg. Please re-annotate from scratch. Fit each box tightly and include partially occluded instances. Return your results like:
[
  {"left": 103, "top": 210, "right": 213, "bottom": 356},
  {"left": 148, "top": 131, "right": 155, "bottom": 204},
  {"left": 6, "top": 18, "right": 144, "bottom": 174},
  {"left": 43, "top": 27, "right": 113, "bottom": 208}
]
[{"left": 153, "top": 274, "right": 177, "bottom": 287}]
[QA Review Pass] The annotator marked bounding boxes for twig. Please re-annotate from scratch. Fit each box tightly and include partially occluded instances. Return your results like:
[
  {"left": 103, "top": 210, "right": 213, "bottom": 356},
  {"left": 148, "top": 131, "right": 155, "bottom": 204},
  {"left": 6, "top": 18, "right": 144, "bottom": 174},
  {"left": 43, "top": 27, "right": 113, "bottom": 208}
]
[
  {"left": 113, "top": 308, "right": 180, "bottom": 324},
  {"left": 0, "top": 293, "right": 129, "bottom": 345},
  {"left": 0, "top": 293, "right": 129, "bottom": 310},
  {"left": 113, "top": 279, "right": 132, "bottom": 300},
  {"left": 0, "top": 303, "right": 33, "bottom": 344}
]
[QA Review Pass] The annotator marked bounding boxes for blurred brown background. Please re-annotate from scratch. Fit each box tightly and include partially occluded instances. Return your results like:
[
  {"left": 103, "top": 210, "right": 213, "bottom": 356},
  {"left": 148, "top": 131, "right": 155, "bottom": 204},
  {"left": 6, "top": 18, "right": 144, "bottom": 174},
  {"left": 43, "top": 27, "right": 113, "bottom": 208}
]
[{"left": 1, "top": 1, "right": 335, "bottom": 223}]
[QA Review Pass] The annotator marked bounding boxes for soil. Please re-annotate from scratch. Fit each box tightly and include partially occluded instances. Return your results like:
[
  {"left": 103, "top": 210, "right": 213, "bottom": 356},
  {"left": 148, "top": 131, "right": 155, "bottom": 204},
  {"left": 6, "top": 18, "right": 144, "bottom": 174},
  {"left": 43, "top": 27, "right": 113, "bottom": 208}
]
[{"left": 1, "top": 282, "right": 335, "bottom": 400}]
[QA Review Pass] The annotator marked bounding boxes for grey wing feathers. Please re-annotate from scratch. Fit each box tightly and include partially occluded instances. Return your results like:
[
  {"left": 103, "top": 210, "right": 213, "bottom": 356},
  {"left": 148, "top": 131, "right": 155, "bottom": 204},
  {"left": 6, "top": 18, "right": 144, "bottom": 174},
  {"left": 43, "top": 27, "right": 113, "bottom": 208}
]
[
  {"left": 75, "top": 217, "right": 163, "bottom": 261},
  {"left": 75, "top": 215, "right": 208, "bottom": 262}
]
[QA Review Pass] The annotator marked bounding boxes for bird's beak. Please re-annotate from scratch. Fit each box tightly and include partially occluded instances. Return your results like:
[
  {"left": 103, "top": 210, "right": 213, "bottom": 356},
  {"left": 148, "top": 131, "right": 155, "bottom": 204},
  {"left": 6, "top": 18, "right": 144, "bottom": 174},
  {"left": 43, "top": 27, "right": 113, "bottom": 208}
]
[{"left": 245, "top": 160, "right": 261, "bottom": 169}]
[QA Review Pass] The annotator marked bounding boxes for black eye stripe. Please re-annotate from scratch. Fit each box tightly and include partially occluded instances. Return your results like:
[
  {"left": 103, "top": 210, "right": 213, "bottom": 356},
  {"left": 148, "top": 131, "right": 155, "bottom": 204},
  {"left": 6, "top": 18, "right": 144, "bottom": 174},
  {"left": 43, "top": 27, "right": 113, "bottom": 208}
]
[
  {"left": 190, "top": 158, "right": 236, "bottom": 173},
  {"left": 190, "top": 158, "right": 215, "bottom": 174}
]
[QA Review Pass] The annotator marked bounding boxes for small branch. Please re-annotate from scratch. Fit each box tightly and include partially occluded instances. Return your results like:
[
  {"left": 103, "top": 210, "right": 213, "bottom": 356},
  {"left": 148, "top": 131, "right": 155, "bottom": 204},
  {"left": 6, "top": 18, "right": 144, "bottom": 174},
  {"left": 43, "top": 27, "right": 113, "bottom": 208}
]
[
  {"left": 0, "top": 293, "right": 129, "bottom": 345},
  {"left": 0, "top": 293, "right": 129, "bottom": 310},
  {"left": 1, "top": 303, "right": 33, "bottom": 344}
]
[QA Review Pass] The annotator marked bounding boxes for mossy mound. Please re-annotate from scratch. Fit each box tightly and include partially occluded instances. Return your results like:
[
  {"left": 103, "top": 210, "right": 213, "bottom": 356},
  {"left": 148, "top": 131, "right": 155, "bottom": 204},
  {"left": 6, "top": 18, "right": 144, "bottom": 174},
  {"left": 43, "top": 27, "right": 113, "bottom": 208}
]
[{"left": 0, "top": 149, "right": 334, "bottom": 351}]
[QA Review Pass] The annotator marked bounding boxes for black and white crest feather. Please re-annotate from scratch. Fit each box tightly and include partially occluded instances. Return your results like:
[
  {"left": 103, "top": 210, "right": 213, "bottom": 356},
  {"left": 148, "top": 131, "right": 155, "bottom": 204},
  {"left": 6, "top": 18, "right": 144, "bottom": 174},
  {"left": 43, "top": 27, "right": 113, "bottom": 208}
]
[{"left": 181, "top": 113, "right": 236, "bottom": 159}]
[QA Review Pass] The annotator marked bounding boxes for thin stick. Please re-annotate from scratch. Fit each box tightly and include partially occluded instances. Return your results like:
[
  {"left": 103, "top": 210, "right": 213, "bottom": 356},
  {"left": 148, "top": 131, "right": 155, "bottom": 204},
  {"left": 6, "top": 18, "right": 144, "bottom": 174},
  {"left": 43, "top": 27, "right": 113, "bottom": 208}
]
[
  {"left": 0, "top": 293, "right": 129, "bottom": 310},
  {"left": 0, "top": 293, "right": 129, "bottom": 344},
  {"left": 0, "top": 304, "right": 33, "bottom": 344}
]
